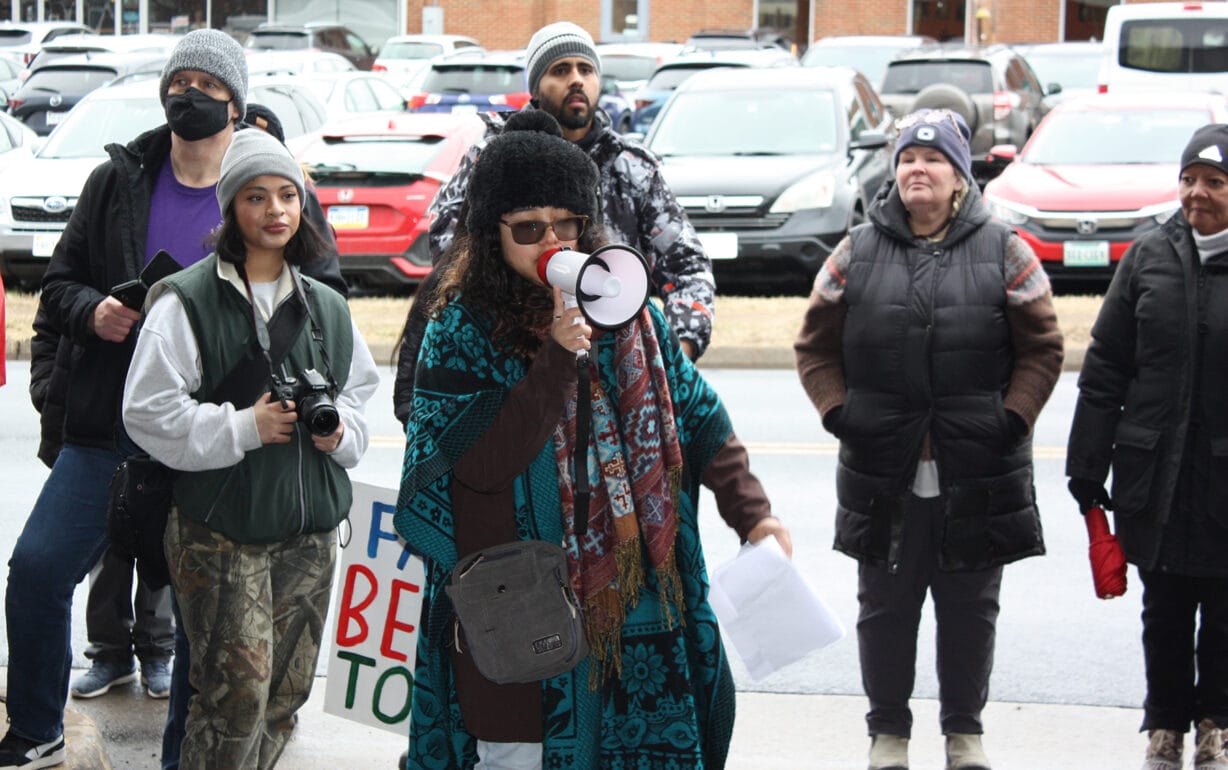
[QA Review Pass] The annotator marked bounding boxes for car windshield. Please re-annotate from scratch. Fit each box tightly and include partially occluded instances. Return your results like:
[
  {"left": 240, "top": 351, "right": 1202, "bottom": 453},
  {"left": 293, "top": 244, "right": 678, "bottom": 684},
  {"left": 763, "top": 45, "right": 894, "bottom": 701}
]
[
  {"left": 22, "top": 67, "right": 120, "bottom": 95},
  {"left": 1024, "top": 50, "right": 1102, "bottom": 89},
  {"left": 881, "top": 60, "right": 994, "bottom": 94},
  {"left": 38, "top": 96, "right": 165, "bottom": 159},
  {"left": 303, "top": 136, "right": 445, "bottom": 179},
  {"left": 1024, "top": 108, "right": 1210, "bottom": 165},
  {"left": 601, "top": 55, "right": 660, "bottom": 82},
  {"left": 650, "top": 88, "right": 839, "bottom": 156},
  {"left": 381, "top": 41, "right": 444, "bottom": 60},
  {"left": 423, "top": 65, "right": 523, "bottom": 93},
  {"left": 644, "top": 65, "right": 732, "bottom": 92},
  {"left": 803, "top": 46, "right": 906, "bottom": 84},
  {"left": 246, "top": 32, "right": 309, "bottom": 51}
]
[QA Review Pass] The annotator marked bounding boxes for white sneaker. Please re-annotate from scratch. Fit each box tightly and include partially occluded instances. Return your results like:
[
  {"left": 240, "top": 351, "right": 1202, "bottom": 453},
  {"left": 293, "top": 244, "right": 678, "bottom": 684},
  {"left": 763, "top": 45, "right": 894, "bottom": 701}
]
[{"left": 0, "top": 731, "right": 66, "bottom": 769}]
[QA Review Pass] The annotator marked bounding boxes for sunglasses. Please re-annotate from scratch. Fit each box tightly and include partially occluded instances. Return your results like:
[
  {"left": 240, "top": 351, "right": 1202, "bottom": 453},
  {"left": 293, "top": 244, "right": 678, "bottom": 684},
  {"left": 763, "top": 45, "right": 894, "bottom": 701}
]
[
  {"left": 894, "top": 109, "right": 969, "bottom": 149},
  {"left": 499, "top": 215, "right": 588, "bottom": 245}
]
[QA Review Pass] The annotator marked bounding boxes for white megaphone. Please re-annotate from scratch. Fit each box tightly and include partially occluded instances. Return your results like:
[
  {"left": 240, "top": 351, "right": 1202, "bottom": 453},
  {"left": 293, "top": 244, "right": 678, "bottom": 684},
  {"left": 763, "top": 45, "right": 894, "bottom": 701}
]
[{"left": 536, "top": 244, "right": 650, "bottom": 329}]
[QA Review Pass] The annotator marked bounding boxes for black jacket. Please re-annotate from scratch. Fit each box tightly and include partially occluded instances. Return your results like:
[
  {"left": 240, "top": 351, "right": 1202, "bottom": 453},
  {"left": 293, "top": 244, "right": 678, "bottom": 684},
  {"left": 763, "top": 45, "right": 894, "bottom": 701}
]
[
  {"left": 39, "top": 124, "right": 348, "bottom": 448},
  {"left": 1067, "top": 213, "right": 1228, "bottom": 576},
  {"left": 29, "top": 302, "right": 69, "bottom": 467},
  {"left": 832, "top": 183, "right": 1044, "bottom": 572}
]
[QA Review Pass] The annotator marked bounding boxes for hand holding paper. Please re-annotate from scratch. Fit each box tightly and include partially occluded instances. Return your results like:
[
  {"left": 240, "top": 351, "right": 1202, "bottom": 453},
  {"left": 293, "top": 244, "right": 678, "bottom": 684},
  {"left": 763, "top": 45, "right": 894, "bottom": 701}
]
[{"left": 708, "top": 535, "right": 844, "bottom": 681}]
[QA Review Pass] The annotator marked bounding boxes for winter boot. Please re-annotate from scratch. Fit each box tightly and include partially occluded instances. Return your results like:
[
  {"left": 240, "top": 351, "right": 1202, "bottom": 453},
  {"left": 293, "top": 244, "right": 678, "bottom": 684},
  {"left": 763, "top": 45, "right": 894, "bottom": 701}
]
[
  {"left": 868, "top": 734, "right": 908, "bottom": 770},
  {"left": 1194, "top": 720, "right": 1228, "bottom": 769},
  {"left": 945, "top": 733, "right": 992, "bottom": 770},
  {"left": 1142, "top": 729, "right": 1183, "bottom": 770}
]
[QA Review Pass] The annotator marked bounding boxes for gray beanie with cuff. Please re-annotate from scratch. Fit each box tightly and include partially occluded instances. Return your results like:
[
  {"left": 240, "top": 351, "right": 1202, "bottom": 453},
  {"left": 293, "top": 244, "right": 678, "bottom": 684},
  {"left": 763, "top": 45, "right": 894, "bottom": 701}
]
[
  {"left": 159, "top": 28, "right": 248, "bottom": 119},
  {"left": 524, "top": 21, "right": 601, "bottom": 97},
  {"left": 216, "top": 129, "right": 305, "bottom": 213}
]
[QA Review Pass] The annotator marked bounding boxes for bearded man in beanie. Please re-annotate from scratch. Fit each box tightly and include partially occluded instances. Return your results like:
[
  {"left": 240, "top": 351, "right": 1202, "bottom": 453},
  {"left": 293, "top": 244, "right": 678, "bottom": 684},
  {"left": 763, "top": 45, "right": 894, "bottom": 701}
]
[
  {"left": 1068, "top": 123, "right": 1228, "bottom": 770},
  {"left": 0, "top": 29, "right": 344, "bottom": 770},
  {"left": 391, "top": 20, "right": 714, "bottom": 428}
]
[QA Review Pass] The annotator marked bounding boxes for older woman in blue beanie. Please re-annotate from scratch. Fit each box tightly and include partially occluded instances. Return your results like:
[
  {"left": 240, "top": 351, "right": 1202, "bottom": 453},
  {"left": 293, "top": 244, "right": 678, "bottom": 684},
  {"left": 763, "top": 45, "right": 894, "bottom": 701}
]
[
  {"left": 795, "top": 108, "right": 1064, "bottom": 770},
  {"left": 1068, "top": 123, "right": 1228, "bottom": 770}
]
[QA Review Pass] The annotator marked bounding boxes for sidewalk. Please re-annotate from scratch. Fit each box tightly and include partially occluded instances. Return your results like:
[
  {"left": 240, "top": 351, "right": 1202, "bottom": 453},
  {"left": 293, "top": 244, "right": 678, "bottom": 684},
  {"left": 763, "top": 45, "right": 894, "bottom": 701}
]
[{"left": 2, "top": 667, "right": 1145, "bottom": 769}]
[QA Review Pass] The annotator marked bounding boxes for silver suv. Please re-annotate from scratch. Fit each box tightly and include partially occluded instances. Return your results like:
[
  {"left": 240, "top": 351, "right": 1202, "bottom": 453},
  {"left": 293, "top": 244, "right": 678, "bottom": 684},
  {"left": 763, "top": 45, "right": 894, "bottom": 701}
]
[{"left": 879, "top": 45, "right": 1047, "bottom": 181}]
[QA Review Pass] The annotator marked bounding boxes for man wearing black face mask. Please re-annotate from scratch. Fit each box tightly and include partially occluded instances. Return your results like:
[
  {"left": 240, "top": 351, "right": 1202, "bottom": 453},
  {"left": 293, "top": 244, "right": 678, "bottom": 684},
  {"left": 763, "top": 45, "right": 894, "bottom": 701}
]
[{"left": 0, "top": 29, "right": 347, "bottom": 770}]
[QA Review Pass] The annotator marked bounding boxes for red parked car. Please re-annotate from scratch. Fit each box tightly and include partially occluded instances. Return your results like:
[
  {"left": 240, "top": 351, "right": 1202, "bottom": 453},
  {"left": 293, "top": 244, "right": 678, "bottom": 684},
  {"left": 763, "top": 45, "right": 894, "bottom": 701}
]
[
  {"left": 983, "top": 91, "right": 1228, "bottom": 286},
  {"left": 299, "top": 112, "right": 486, "bottom": 291}
]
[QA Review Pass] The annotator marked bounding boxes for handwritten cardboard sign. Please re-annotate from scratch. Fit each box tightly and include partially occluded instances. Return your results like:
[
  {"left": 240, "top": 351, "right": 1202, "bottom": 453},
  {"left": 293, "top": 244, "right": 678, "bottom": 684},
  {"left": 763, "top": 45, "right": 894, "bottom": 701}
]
[{"left": 323, "top": 481, "right": 424, "bottom": 734}]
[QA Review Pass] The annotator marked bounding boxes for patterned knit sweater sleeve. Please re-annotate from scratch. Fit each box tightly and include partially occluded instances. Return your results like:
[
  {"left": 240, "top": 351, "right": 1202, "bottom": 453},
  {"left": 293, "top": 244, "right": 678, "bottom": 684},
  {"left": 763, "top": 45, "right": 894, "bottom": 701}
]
[{"left": 1003, "top": 233, "right": 1065, "bottom": 429}]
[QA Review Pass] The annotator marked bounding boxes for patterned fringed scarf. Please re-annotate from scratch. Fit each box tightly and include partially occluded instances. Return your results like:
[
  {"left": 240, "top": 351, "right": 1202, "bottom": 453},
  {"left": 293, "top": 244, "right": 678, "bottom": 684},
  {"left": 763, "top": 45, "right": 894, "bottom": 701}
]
[{"left": 552, "top": 308, "right": 685, "bottom": 686}]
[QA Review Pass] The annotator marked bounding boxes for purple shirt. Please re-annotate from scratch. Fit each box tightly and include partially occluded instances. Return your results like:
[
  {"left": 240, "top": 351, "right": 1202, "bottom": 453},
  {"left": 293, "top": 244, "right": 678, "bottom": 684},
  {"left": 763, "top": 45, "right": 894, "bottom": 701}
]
[{"left": 144, "top": 160, "right": 222, "bottom": 268}]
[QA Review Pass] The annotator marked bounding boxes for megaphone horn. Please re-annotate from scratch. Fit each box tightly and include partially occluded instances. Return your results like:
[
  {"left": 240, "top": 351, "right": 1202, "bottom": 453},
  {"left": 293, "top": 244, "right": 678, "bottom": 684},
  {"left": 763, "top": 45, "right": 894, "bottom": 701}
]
[{"left": 536, "top": 244, "right": 651, "bottom": 330}]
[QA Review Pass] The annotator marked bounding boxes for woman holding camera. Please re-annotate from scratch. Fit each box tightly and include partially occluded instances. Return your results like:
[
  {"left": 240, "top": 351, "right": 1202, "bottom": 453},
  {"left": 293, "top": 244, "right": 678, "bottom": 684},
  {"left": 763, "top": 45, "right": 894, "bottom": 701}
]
[
  {"left": 122, "top": 129, "right": 378, "bottom": 769},
  {"left": 395, "top": 111, "right": 790, "bottom": 769}
]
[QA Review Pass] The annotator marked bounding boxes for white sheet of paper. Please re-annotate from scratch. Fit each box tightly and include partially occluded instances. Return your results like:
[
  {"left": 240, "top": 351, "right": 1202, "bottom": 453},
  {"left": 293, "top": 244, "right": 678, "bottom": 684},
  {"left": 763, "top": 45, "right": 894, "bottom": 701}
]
[{"left": 708, "top": 535, "right": 845, "bottom": 680}]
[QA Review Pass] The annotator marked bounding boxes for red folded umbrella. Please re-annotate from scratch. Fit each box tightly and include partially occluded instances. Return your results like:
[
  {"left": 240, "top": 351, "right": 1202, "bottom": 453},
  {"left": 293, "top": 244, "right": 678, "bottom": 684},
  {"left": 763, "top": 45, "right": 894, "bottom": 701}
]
[{"left": 1085, "top": 505, "right": 1127, "bottom": 599}]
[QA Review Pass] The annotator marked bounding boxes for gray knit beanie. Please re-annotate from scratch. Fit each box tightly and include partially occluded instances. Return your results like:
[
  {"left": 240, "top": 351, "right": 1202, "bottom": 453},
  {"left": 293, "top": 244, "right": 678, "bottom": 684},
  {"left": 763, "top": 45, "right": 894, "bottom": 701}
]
[
  {"left": 524, "top": 21, "right": 601, "bottom": 97},
  {"left": 159, "top": 29, "right": 248, "bottom": 119},
  {"left": 216, "top": 129, "right": 305, "bottom": 213}
]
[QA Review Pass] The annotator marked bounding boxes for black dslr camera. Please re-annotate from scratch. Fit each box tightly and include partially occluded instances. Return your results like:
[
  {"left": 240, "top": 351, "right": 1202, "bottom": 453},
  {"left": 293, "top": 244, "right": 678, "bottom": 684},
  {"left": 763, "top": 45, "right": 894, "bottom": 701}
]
[{"left": 271, "top": 368, "right": 340, "bottom": 437}]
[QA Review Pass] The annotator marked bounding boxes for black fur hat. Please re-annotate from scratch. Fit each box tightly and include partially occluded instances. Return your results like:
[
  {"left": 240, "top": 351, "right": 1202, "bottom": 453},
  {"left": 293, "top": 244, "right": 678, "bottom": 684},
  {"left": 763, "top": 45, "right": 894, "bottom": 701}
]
[{"left": 464, "top": 111, "right": 600, "bottom": 239}]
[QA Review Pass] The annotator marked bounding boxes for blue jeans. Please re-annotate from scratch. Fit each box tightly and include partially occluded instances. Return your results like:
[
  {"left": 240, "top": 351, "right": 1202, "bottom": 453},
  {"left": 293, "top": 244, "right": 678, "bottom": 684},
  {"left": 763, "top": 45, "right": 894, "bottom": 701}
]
[
  {"left": 5, "top": 443, "right": 124, "bottom": 742},
  {"left": 161, "top": 599, "right": 192, "bottom": 770}
]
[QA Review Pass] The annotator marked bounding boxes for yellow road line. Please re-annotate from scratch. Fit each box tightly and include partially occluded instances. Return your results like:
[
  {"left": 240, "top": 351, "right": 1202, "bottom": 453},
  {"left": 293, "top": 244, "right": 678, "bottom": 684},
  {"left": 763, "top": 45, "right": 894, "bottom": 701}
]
[{"left": 369, "top": 436, "right": 1068, "bottom": 459}]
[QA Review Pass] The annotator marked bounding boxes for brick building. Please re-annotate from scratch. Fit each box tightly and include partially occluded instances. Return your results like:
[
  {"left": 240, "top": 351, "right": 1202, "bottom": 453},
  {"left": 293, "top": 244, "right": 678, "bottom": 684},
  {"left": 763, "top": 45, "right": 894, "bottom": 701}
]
[{"left": 401, "top": 0, "right": 1193, "bottom": 53}]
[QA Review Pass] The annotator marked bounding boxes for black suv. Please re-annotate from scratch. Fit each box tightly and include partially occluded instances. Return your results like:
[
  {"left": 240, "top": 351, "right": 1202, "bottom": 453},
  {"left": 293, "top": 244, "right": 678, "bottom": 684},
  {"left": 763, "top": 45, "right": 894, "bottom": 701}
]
[
  {"left": 245, "top": 23, "right": 376, "bottom": 70},
  {"left": 879, "top": 45, "right": 1047, "bottom": 182}
]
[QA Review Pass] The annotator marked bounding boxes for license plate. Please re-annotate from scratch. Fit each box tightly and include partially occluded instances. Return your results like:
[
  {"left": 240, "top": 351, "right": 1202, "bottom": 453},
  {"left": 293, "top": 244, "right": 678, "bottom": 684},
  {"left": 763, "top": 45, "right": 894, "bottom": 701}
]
[
  {"left": 451, "top": 104, "right": 478, "bottom": 114},
  {"left": 699, "top": 232, "right": 738, "bottom": 260},
  {"left": 1063, "top": 240, "right": 1110, "bottom": 268},
  {"left": 45, "top": 110, "right": 67, "bottom": 126},
  {"left": 32, "top": 232, "right": 60, "bottom": 257},
  {"left": 327, "top": 205, "right": 369, "bottom": 230}
]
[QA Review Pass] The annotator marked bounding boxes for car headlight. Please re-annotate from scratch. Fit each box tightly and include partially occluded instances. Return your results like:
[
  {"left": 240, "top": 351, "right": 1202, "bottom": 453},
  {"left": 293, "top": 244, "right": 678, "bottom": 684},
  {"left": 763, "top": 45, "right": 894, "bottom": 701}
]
[
  {"left": 984, "top": 194, "right": 1032, "bottom": 226},
  {"left": 770, "top": 172, "right": 836, "bottom": 214}
]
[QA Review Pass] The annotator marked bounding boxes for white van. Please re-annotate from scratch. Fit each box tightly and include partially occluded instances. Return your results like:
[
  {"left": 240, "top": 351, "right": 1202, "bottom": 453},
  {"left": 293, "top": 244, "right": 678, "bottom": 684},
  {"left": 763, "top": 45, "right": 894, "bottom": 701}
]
[{"left": 1099, "top": 1, "right": 1228, "bottom": 93}]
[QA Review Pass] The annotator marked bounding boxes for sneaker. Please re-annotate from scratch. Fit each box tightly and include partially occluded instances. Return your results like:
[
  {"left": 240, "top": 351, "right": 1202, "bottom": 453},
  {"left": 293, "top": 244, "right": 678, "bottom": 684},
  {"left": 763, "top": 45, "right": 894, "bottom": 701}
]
[
  {"left": 1142, "top": 729, "right": 1182, "bottom": 770},
  {"left": 1195, "top": 720, "right": 1228, "bottom": 769},
  {"left": 140, "top": 658, "right": 171, "bottom": 699},
  {"left": 946, "top": 733, "right": 992, "bottom": 770},
  {"left": 0, "top": 731, "right": 65, "bottom": 769},
  {"left": 868, "top": 733, "right": 908, "bottom": 769},
  {"left": 69, "top": 659, "right": 137, "bottom": 699}
]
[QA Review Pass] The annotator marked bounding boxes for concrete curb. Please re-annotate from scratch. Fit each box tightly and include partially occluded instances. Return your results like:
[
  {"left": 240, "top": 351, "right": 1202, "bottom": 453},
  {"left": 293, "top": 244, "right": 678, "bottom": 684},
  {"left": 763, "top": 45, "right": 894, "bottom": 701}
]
[
  {"left": 5, "top": 339, "right": 1090, "bottom": 372},
  {"left": 0, "top": 695, "right": 112, "bottom": 770}
]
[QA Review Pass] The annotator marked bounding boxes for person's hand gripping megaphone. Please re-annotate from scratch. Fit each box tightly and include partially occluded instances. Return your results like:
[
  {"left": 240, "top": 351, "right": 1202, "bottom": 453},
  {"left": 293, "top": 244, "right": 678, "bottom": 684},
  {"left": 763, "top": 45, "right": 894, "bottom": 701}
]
[{"left": 549, "top": 285, "right": 594, "bottom": 357}]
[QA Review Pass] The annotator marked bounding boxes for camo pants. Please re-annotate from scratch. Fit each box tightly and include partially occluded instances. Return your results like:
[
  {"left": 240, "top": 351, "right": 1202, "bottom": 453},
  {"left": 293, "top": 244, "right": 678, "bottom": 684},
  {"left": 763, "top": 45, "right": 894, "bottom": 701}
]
[{"left": 165, "top": 509, "right": 337, "bottom": 770}]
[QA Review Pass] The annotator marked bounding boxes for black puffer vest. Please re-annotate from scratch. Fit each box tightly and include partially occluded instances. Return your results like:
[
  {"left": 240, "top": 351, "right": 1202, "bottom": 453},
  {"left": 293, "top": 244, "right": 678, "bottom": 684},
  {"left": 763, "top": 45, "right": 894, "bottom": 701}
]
[{"left": 833, "top": 184, "right": 1044, "bottom": 572}]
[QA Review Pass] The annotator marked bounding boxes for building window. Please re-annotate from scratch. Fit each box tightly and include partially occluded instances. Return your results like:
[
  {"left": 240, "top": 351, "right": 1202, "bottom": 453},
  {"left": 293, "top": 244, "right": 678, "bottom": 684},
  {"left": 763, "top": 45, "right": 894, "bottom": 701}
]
[{"left": 603, "top": 0, "right": 645, "bottom": 41}]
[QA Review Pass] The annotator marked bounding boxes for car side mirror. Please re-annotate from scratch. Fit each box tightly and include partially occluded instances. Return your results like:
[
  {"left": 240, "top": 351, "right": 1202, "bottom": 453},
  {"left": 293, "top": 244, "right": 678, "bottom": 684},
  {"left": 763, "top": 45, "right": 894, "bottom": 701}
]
[
  {"left": 1046, "top": 81, "right": 1062, "bottom": 96},
  {"left": 849, "top": 130, "right": 889, "bottom": 152},
  {"left": 986, "top": 143, "right": 1018, "bottom": 165}
]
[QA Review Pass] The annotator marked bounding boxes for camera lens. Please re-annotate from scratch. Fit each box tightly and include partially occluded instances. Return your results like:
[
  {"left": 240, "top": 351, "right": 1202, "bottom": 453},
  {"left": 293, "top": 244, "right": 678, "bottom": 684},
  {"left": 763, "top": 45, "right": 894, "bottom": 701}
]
[{"left": 301, "top": 397, "right": 340, "bottom": 437}]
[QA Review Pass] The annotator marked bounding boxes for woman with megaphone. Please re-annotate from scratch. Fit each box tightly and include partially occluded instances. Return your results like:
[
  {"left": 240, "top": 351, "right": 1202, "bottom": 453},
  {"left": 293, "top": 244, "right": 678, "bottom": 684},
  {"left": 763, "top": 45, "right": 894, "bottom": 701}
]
[{"left": 394, "top": 110, "right": 791, "bottom": 770}]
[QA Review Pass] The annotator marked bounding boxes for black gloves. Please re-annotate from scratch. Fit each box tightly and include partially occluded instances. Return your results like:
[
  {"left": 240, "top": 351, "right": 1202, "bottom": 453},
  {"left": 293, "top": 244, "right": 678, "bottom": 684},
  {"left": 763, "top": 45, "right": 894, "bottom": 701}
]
[{"left": 1068, "top": 477, "right": 1112, "bottom": 515}]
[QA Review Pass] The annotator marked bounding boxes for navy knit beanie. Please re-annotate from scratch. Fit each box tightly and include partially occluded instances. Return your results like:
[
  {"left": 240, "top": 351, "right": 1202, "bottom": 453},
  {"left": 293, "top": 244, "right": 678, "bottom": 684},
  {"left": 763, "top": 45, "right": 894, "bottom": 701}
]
[{"left": 894, "top": 109, "right": 974, "bottom": 183}]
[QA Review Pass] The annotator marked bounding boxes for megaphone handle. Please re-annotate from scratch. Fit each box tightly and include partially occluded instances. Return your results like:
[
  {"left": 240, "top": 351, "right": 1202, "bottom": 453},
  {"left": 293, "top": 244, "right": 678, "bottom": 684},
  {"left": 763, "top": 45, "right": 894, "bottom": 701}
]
[{"left": 562, "top": 292, "right": 586, "bottom": 359}]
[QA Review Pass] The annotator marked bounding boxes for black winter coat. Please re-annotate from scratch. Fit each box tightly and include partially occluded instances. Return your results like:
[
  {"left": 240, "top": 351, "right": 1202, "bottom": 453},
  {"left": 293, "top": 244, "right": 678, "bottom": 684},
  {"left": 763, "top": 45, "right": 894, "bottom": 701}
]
[
  {"left": 1067, "top": 213, "right": 1228, "bottom": 576},
  {"left": 833, "top": 183, "right": 1044, "bottom": 572},
  {"left": 29, "top": 303, "right": 69, "bottom": 468},
  {"left": 39, "top": 124, "right": 347, "bottom": 449}
]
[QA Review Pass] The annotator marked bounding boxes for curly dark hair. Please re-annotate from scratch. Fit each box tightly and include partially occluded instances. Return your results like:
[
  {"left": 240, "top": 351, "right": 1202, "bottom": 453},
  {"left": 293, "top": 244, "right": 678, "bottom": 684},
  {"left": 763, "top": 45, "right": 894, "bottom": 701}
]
[
  {"left": 431, "top": 216, "right": 609, "bottom": 358},
  {"left": 212, "top": 201, "right": 330, "bottom": 268}
]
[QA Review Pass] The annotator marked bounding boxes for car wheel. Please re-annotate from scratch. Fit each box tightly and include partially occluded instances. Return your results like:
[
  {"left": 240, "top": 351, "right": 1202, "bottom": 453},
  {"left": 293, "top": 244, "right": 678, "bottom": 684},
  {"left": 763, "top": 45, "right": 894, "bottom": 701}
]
[{"left": 912, "top": 83, "right": 979, "bottom": 135}]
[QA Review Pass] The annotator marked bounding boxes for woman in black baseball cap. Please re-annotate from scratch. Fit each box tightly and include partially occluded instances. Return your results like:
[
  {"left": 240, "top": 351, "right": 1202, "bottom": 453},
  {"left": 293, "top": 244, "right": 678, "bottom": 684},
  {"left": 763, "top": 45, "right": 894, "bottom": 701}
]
[{"left": 1068, "top": 123, "right": 1228, "bottom": 770}]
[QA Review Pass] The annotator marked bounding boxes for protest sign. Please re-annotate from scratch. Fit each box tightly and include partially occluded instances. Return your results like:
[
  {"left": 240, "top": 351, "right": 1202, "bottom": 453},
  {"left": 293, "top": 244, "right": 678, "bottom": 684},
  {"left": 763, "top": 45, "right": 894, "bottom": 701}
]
[{"left": 323, "top": 481, "right": 424, "bottom": 734}]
